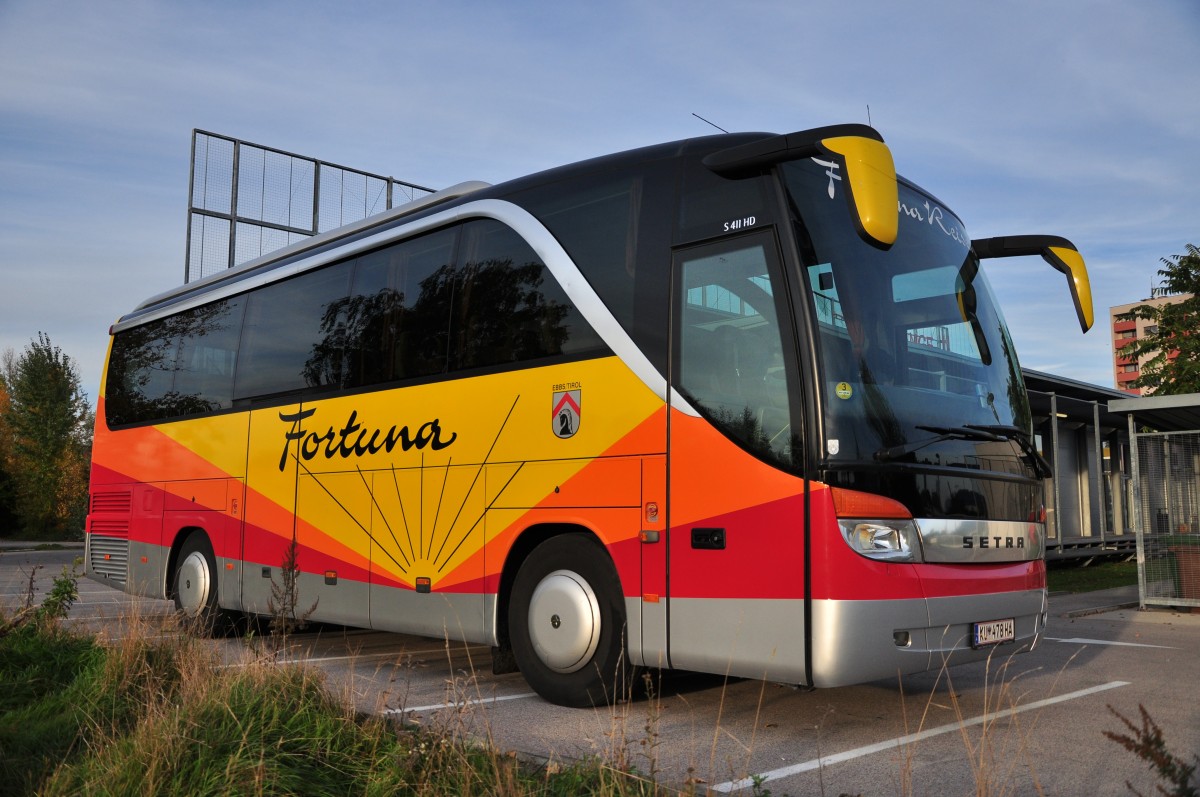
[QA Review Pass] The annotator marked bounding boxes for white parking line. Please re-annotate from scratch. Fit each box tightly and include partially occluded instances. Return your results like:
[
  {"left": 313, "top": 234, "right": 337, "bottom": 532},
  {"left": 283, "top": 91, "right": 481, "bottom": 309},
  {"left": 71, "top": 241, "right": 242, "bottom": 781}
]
[
  {"left": 1048, "top": 637, "right": 1176, "bottom": 649},
  {"left": 276, "top": 644, "right": 490, "bottom": 665},
  {"left": 711, "top": 680, "right": 1130, "bottom": 794},
  {"left": 218, "top": 644, "right": 490, "bottom": 667},
  {"left": 384, "top": 691, "right": 539, "bottom": 715}
]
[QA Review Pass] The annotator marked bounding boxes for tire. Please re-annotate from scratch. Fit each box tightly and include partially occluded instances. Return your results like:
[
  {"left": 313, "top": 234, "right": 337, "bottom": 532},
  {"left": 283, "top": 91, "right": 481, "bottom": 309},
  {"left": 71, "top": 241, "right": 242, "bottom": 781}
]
[
  {"left": 173, "top": 532, "right": 229, "bottom": 636},
  {"left": 508, "top": 533, "right": 633, "bottom": 707}
]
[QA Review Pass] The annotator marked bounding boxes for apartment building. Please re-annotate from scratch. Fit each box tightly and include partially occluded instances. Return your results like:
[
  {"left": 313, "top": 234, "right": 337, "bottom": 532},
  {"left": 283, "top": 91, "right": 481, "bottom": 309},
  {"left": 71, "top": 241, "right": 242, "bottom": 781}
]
[{"left": 1110, "top": 292, "right": 1191, "bottom": 395}]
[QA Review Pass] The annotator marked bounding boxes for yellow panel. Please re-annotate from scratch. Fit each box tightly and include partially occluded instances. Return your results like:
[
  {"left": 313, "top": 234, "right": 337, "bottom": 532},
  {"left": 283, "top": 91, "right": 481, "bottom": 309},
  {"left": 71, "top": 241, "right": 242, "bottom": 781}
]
[
  {"left": 363, "top": 460, "right": 487, "bottom": 588},
  {"left": 157, "top": 411, "right": 252, "bottom": 479}
]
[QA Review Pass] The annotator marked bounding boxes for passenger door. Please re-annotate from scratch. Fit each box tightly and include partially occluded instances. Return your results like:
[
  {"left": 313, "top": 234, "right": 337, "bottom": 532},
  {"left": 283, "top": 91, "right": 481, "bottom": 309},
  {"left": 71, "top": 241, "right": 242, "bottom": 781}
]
[{"left": 666, "top": 231, "right": 810, "bottom": 683}]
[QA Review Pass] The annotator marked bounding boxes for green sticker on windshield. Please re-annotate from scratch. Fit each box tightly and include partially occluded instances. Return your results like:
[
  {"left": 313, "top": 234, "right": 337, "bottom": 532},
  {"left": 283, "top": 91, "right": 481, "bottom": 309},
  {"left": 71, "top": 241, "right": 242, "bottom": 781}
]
[{"left": 835, "top": 382, "right": 853, "bottom": 400}]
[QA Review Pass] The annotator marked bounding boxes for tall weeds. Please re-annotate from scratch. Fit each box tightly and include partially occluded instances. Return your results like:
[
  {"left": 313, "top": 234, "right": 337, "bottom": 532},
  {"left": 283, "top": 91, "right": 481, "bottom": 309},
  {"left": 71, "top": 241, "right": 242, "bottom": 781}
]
[
  {"left": 11, "top": 567, "right": 1189, "bottom": 796},
  {"left": 1, "top": 569, "right": 663, "bottom": 796}
]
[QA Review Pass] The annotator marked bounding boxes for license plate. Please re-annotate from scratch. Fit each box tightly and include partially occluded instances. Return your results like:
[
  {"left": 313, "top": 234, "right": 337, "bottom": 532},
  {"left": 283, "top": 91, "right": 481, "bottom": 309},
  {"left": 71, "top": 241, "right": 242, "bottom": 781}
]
[{"left": 972, "top": 618, "right": 1015, "bottom": 648}]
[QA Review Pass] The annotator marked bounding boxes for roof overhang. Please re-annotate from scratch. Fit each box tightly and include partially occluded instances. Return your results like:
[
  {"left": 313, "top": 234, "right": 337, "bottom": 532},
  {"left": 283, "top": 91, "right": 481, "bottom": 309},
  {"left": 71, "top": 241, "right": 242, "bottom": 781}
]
[
  {"left": 1022, "top": 368, "right": 1132, "bottom": 432},
  {"left": 1107, "top": 393, "right": 1200, "bottom": 433}
]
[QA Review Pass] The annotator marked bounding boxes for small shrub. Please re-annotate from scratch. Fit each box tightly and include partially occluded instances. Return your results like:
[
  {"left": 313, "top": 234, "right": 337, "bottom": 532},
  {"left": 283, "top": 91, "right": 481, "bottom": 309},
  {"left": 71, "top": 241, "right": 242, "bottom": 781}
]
[
  {"left": 1105, "top": 704, "right": 1198, "bottom": 797},
  {"left": 36, "top": 561, "right": 80, "bottom": 624}
]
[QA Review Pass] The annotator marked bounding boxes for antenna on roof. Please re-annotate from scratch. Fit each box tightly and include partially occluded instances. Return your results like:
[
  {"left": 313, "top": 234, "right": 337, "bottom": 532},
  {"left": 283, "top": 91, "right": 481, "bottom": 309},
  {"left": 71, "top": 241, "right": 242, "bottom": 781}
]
[
  {"left": 867, "top": 104, "right": 872, "bottom": 127},
  {"left": 692, "top": 113, "right": 729, "bottom": 134}
]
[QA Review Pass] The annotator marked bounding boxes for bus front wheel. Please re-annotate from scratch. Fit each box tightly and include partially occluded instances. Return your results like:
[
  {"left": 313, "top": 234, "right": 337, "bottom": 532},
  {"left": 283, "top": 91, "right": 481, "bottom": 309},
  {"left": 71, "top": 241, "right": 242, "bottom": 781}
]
[{"left": 508, "top": 533, "right": 632, "bottom": 707}]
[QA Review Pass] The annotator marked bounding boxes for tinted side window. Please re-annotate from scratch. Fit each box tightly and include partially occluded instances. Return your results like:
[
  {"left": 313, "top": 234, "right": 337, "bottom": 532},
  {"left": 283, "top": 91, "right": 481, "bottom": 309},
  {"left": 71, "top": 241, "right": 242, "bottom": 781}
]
[
  {"left": 106, "top": 320, "right": 179, "bottom": 426},
  {"left": 234, "top": 261, "right": 353, "bottom": 399},
  {"left": 452, "top": 219, "right": 605, "bottom": 371},
  {"left": 108, "top": 217, "right": 609, "bottom": 423},
  {"left": 106, "top": 297, "right": 245, "bottom": 426},
  {"left": 511, "top": 161, "right": 676, "bottom": 375},
  {"left": 514, "top": 175, "right": 640, "bottom": 331},
  {"left": 172, "top": 297, "right": 245, "bottom": 413},
  {"left": 344, "top": 227, "right": 459, "bottom": 386}
]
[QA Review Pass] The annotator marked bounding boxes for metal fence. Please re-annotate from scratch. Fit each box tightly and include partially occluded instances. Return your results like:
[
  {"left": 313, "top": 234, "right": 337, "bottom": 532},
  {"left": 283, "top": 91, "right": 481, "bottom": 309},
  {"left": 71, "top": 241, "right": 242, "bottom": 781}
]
[
  {"left": 185, "top": 130, "right": 435, "bottom": 283},
  {"left": 1134, "top": 430, "right": 1200, "bottom": 608}
]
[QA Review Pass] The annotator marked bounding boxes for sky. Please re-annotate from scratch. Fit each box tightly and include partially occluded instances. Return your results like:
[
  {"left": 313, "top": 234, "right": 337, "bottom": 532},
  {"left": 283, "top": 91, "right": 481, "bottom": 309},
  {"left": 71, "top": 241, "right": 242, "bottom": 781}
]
[{"left": 1, "top": 0, "right": 1198, "bottom": 403}]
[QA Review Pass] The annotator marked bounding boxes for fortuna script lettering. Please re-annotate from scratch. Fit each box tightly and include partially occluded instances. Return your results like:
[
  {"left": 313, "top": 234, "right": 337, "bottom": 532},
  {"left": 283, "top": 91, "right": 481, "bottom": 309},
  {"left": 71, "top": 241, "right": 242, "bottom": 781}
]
[
  {"left": 898, "top": 199, "right": 969, "bottom": 248},
  {"left": 278, "top": 408, "right": 457, "bottom": 471}
]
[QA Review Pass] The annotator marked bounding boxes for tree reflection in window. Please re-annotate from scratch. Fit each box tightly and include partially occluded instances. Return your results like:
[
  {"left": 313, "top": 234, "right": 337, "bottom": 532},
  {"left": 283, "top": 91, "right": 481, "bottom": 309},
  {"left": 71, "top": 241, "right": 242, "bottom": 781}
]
[
  {"left": 453, "top": 220, "right": 576, "bottom": 370},
  {"left": 109, "top": 219, "right": 606, "bottom": 427},
  {"left": 106, "top": 297, "right": 245, "bottom": 426},
  {"left": 304, "top": 220, "right": 598, "bottom": 388}
]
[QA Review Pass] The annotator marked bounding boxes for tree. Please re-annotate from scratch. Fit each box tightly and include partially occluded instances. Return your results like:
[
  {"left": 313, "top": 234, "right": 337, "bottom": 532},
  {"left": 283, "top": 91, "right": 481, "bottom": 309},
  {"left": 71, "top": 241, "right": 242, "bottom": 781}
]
[
  {"left": 0, "top": 333, "right": 93, "bottom": 538},
  {"left": 0, "top": 378, "right": 19, "bottom": 532},
  {"left": 1120, "top": 243, "right": 1200, "bottom": 395}
]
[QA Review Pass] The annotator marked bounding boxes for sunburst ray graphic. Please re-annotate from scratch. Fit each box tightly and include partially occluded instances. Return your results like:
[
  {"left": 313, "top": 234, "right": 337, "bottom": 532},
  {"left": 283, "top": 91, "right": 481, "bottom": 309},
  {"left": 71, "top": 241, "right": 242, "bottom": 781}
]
[{"left": 290, "top": 396, "right": 522, "bottom": 587}]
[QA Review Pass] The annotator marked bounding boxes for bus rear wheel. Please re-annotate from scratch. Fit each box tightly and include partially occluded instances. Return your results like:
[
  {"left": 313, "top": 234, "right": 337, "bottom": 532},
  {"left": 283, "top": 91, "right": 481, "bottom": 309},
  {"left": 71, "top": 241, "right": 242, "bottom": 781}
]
[
  {"left": 173, "top": 532, "right": 229, "bottom": 636},
  {"left": 508, "top": 533, "right": 632, "bottom": 707}
]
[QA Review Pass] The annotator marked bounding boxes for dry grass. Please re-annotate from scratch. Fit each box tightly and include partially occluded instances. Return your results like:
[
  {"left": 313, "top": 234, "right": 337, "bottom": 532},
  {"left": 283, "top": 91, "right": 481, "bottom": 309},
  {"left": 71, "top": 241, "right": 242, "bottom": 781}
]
[{"left": 8, "top": 567, "right": 1191, "bottom": 796}]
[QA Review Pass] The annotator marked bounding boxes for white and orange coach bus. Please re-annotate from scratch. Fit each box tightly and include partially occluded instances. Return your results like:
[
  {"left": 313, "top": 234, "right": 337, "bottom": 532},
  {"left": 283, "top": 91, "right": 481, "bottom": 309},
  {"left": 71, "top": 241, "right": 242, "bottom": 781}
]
[{"left": 86, "top": 125, "right": 1093, "bottom": 706}]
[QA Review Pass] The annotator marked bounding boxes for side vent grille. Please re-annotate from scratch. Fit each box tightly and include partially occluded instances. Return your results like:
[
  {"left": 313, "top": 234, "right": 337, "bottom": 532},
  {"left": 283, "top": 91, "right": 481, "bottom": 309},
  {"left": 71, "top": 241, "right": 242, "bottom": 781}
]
[
  {"left": 89, "top": 489, "right": 133, "bottom": 584},
  {"left": 89, "top": 535, "right": 130, "bottom": 583},
  {"left": 90, "top": 518, "right": 130, "bottom": 535},
  {"left": 92, "top": 490, "right": 132, "bottom": 514}
]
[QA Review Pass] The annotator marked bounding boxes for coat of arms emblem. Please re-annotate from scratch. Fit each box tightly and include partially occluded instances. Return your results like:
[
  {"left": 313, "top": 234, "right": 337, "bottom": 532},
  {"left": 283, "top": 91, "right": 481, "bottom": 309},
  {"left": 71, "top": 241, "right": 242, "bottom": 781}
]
[{"left": 552, "top": 389, "right": 581, "bottom": 439}]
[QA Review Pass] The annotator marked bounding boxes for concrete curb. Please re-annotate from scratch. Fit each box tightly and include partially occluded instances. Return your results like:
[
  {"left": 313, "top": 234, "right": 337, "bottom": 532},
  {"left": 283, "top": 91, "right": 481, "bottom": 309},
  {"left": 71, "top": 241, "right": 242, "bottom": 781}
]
[
  {"left": 0, "top": 541, "right": 85, "bottom": 552},
  {"left": 1063, "top": 602, "right": 1140, "bottom": 619}
]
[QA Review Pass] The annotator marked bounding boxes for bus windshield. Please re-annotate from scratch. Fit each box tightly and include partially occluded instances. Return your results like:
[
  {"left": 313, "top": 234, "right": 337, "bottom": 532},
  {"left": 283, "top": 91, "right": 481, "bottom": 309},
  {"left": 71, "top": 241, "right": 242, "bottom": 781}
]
[{"left": 782, "top": 160, "right": 1032, "bottom": 470}]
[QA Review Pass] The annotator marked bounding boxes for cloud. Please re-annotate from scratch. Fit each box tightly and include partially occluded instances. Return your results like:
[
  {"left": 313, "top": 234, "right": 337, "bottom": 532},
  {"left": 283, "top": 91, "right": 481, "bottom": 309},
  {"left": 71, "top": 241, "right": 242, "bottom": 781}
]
[{"left": 1, "top": 0, "right": 1197, "bottom": 400}]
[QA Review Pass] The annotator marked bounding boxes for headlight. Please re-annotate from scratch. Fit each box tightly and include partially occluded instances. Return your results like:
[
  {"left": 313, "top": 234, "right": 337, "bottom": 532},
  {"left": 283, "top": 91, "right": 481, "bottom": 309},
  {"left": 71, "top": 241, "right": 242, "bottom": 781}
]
[{"left": 838, "top": 519, "right": 923, "bottom": 562}]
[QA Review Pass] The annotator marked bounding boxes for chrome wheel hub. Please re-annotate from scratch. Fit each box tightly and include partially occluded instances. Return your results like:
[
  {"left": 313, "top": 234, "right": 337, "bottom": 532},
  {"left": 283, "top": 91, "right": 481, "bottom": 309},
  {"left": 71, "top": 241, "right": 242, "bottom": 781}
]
[
  {"left": 527, "top": 569, "right": 600, "bottom": 673},
  {"left": 177, "top": 551, "right": 212, "bottom": 617}
]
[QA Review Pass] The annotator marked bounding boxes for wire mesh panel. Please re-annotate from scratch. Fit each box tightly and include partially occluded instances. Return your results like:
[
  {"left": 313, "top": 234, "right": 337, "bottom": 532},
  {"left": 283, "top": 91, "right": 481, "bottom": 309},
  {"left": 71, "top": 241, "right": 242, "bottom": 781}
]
[
  {"left": 317, "top": 164, "right": 391, "bottom": 233},
  {"left": 185, "top": 130, "right": 434, "bottom": 283},
  {"left": 187, "top": 134, "right": 236, "bottom": 281},
  {"left": 191, "top": 133, "right": 235, "bottom": 213},
  {"left": 237, "top": 145, "right": 316, "bottom": 232},
  {"left": 1137, "top": 431, "right": 1200, "bottom": 608},
  {"left": 187, "top": 214, "right": 232, "bottom": 283}
]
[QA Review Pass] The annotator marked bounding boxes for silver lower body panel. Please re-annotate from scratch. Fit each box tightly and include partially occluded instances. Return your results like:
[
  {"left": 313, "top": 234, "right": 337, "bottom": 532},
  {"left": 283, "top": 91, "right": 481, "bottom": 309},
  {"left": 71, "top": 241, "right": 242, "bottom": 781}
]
[{"left": 810, "top": 588, "right": 1046, "bottom": 687}]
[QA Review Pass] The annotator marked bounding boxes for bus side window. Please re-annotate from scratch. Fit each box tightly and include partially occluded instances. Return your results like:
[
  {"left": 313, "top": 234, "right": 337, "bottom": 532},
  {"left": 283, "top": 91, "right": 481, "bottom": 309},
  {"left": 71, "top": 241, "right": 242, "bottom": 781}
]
[
  {"left": 107, "top": 298, "right": 246, "bottom": 426},
  {"left": 233, "top": 261, "right": 353, "bottom": 400},
  {"left": 106, "top": 319, "right": 181, "bottom": 426},
  {"left": 173, "top": 297, "right": 245, "bottom": 412},
  {"left": 451, "top": 219, "right": 604, "bottom": 372},
  {"left": 346, "top": 227, "right": 459, "bottom": 386},
  {"left": 512, "top": 173, "right": 640, "bottom": 335}
]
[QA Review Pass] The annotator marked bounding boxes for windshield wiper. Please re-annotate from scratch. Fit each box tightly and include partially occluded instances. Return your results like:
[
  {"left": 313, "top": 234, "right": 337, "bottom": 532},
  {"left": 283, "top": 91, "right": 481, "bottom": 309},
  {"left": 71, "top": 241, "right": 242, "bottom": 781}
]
[
  {"left": 874, "top": 424, "right": 1003, "bottom": 462},
  {"left": 964, "top": 423, "right": 1053, "bottom": 479},
  {"left": 873, "top": 423, "right": 1052, "bottom": 479}
]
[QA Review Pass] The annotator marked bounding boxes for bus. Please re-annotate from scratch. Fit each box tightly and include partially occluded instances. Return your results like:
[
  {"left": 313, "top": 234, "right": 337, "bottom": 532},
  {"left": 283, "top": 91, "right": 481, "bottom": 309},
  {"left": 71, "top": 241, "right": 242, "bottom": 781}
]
[{"left": 86, "top": 124, "right": 1093, "bottom": 707}]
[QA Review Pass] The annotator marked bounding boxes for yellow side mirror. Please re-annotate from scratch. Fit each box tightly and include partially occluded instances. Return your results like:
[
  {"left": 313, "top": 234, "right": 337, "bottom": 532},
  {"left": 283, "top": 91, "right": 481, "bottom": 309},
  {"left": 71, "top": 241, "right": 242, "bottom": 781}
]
[
  {"left": 973, "top": 235, "right": 1093, "bottom": 332},
  {"left": 704, "top": 124, "right": 899, "bottom": 249},
  {"left": 819, "top": 135, "right": 898, "bottom": 249}
]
